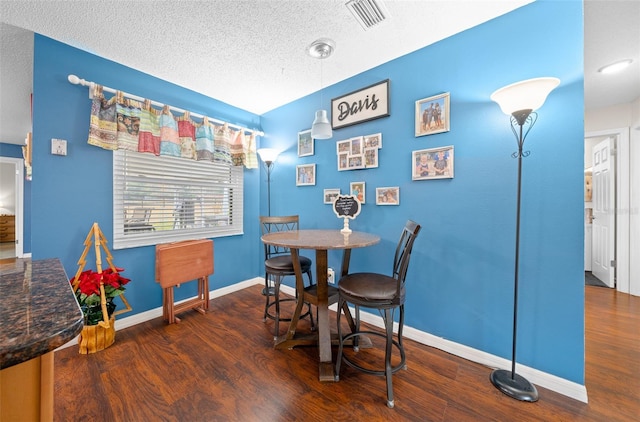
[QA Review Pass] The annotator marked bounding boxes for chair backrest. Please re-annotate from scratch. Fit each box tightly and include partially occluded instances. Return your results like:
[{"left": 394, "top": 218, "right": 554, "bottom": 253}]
[
  {"left": 260, "top": 215, "right": 300, "bottom": 259},
  {"left": 392, "top": 220, "right": 421, "bottom": 293}
]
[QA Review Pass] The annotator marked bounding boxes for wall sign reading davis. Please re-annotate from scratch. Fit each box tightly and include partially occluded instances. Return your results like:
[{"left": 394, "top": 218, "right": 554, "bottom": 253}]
[{"left": 331, "top": 79, "right": 390, "bottom": 130}]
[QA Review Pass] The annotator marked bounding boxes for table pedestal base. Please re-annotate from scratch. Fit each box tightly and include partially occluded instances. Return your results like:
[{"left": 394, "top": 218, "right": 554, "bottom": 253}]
[{"left": 274, "top": 331, "right": 373, "bottom": 382}]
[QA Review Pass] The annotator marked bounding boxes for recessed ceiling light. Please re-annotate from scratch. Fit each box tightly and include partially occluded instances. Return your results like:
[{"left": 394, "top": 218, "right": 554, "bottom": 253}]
[{"left": 597, "top": 59, "right": 633, "bottom": 74}]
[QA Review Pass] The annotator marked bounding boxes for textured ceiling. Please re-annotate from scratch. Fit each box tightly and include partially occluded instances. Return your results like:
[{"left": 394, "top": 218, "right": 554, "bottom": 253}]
[
  {"left": 583, "top": 0, "right": 640, "bottom": 113},
  {"left": 1, "top": 0, "right": 639, "bottom": 145}
]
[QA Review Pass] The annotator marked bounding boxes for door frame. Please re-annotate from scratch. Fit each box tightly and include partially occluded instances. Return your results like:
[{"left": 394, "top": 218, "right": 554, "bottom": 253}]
[
  {"left": 585, "top": 127, "right": 630, "bottom": 294},
  {"left": 0, "top": 156, "right": 24, "bottom": 258}
]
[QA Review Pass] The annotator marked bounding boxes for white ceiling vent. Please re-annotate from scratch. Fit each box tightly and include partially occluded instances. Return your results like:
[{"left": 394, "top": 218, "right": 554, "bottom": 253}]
[{"left": 346, "top": 0, "right": 390, "bottom": 30}]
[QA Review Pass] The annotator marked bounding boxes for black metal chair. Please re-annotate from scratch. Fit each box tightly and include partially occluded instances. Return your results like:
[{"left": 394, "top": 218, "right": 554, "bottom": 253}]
[
  {"left": 335, "top": 220, "right": 421, "bottom": 408},
  {"left": 260, "top": 215, "right": 315, "bottom": 339}
]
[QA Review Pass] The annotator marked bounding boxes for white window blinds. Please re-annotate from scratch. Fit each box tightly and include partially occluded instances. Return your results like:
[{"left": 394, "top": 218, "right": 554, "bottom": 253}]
[{"left": 113, "top": 150, "right": 243, "bottom": 249}]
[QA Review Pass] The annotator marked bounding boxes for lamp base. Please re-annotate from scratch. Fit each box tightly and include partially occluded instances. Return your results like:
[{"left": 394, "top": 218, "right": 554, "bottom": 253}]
[{"left": 490, "top": 369, "right": 539, "bottom": 402}]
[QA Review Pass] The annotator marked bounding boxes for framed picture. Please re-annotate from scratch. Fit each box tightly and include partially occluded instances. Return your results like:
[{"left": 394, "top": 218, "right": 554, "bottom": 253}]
[
  {"left": 350, "top": 136, "right": 363, "bottom": 155},
  {"left": 412, "top": 145, "right": 454, "bottom": 180},
  {"left": 332, "top": 79, "right": 390, "bottom": 130},
  {"left": 376, "top": 187, "right": 400, "bottom": 205},
  {"left": 338, "top": 153, "right": 349, "bottom": 171},
  {"left": 364, "top": 148, "right": 378, "bottom": 168},
  {"left": 298, "top": 129, "right": 314, "bottom": 157},
  {"left": 337, "top": 139, "right": 351, "bottom": 154},
  {"left": 415, "top": 92, "right": 450, "bottom": 137},
  {"left": 348, "top": 155, "right": 364, "bottom": 170},
  {"left": 324, "top": 188, "right": 340, "bottom": 204},
  {"left": 296, "top": 164, "right": 316, "bottom": 186},
  {"left": 364, "top": 132, "right": 382, "bottom": 149},
  {"left": 350, "top": 181, "right": 366, "bottom": 204}
]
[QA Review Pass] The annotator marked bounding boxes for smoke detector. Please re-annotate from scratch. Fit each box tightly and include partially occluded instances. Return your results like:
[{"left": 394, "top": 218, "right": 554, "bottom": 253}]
[{"left": 346, "top": 0, "right": 390, "bottom": 30}]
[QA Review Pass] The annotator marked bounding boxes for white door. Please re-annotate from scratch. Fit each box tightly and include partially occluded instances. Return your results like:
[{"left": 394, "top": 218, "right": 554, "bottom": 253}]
[
  {"left": 0, "top": 157, "right": 23, "bottom": 259},
  {"left": 591, "top": 137, "right": 615, "bottom": 287}
]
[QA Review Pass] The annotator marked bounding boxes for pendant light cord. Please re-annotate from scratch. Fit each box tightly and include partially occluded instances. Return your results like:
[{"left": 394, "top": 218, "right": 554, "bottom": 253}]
[{"left": 320, "top": 55, "right": 324, "bottom": 108}]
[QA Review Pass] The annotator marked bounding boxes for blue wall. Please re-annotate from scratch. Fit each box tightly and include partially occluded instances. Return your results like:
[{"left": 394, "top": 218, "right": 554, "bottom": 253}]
[
  {"left": 261, "top": 0, "right": 584, "bottom": 383},
  {"left": 28, "top": 0, "right": 584, "bottom": 385},
  {"left": 0, "top": 142, "right": 32, "bottom": 253},
  {"left": 31, "top": 35, "right": 262, "bottom": 313}
]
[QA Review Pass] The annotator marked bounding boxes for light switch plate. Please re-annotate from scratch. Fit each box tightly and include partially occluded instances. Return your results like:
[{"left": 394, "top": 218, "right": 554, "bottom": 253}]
[{"left": 51, "top": 138, "right": 67, "bottom": 156}]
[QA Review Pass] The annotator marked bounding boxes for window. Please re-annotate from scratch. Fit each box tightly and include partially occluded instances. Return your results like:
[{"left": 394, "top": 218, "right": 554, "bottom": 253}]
[{"left": 113, "top": 150, "right": 243, "bottom": 249}]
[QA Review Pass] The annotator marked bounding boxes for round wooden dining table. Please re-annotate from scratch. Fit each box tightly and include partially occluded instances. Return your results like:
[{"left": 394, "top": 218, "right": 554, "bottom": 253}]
[{"left": 261, "top": 229, "right": 380, "bottom": 382}]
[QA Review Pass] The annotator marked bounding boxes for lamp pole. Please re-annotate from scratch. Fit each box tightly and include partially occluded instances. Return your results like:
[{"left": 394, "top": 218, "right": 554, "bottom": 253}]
[
  {"left": 257, "top": 148, "right": 279, "bottom": 217},
  {"left": 265, "top": 160, "right": 273, "bottom": 216}
]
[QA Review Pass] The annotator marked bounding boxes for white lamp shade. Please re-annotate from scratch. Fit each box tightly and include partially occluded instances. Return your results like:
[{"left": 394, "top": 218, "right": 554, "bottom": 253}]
[
  {"left": 257, "top": 148, "right": 280, "bottom": 164},
  {"left": 490, "top": 77, "right": 560, "bottom": 115},
  {"left": 311, "top": 110, "right": 333, "bottom": 139}
]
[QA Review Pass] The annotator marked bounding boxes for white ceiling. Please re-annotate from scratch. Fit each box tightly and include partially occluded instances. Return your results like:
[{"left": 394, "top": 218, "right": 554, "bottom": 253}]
[{"left": 1, "top": 0, "right": 639, "bottom": 145}]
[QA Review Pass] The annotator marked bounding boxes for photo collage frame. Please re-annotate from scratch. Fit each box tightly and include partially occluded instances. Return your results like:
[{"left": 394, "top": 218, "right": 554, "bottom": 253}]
[{"left": 337, "top": 133, "right": 381, "bottom": 171}]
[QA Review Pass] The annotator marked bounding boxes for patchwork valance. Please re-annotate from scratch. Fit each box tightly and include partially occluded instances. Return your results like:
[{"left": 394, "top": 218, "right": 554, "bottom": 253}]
[{"left": 83, "top": 83, "right": 259, "bottom": 169}]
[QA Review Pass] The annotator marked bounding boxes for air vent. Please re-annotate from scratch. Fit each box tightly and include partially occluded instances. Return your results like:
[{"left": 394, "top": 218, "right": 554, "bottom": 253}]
[{"left": 346, "top": 0, "right": 390, "bottom": 30}]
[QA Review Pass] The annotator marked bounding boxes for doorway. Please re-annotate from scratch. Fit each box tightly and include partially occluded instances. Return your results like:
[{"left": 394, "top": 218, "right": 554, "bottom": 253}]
[
  {"left": 0, "top": 156, "right": 23, "bottom": 259},
  {"left": 584, "top": 128, "right": 631, "bottom": 294}
]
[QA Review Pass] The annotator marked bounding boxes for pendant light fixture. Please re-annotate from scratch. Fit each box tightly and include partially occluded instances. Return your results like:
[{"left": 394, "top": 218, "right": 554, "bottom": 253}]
[{"left": 308, "top": 38, "right": 335, "bottom": 140}]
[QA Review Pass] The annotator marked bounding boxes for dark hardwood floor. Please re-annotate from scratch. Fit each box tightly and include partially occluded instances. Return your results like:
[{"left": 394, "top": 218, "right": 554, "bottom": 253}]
[{"left": 53, "top": 284, "right": 640, "bottom": 421}]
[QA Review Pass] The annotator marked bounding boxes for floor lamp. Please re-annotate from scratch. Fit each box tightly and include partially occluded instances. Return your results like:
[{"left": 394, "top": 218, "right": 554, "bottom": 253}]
[
  {"left": 256, "top": 148, "right": 280, "bottom": 216},
  {"left": 489, "top": 77, "right": 560, "bottom": 402}
]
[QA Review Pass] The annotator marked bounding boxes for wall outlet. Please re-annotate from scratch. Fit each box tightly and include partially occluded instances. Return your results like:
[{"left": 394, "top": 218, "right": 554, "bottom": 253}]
[{"left": 327, "top": 268, "right": 335, "bottom": 284}]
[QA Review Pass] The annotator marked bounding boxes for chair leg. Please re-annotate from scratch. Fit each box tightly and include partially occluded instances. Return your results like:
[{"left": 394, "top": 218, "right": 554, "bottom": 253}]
[
  {"left": 398, "top": 304, "right": 406, "bottom": 370},
  {"left": 383, "top": 308, "right": 395, "bottom": 408},
  {"left": 353, "top": 305, "right": 360, "bottom": 352},
  {"left": 262, "top": 274, "right": 271, "bottom": 322},
  {"left": 335, "top": 297, "right": 344, "bottom": 381},
  {"left": 273, "top": 275, "right": 281, "bottom": 340}
]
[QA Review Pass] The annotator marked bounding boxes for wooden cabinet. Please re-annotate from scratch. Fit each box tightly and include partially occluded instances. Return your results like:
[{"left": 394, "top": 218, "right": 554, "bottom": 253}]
[{"left": 0, "top": 215, "right": 15, "bottom": 243}]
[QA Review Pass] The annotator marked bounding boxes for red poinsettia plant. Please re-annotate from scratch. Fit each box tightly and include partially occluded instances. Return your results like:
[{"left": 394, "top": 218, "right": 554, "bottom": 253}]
[{"left": 70, "top": 267, "right": 130, "bottom": 324}]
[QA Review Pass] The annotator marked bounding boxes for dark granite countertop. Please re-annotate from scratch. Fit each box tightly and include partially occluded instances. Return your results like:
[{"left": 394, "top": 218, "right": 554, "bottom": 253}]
[{"left": 0, "top": 258, "right": 84, "bottom": 369}]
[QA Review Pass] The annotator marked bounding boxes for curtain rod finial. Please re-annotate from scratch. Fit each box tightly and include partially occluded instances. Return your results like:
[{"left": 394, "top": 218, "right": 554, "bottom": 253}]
[{"left": 68, "top": 74, "right": 90, "bottom": 87}]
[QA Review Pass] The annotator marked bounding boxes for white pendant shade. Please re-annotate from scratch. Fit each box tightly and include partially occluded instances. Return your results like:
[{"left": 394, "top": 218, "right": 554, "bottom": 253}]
[
  {"left": 257, "top": 148, "right": 280, "bottom": 164},
  {"left": 490, "top": 77, "right": 560, "bottom": 115},
  {"left": 311, "top": 110, "right": 332, "bottom": 139}
]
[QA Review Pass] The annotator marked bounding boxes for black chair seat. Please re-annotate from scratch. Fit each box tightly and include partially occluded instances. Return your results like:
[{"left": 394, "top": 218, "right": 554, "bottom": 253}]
[
  {"left": 265, "top": 255, "right": 312, "bottom": 273},
  {"left": 338, "top": 273, "right": 403, "bottom": 302}
]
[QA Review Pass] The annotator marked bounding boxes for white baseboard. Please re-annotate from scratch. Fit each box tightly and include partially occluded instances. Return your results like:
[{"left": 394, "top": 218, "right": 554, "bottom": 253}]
[{"left": 59, "top": 278, "right": 588, "bottom": 403}]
